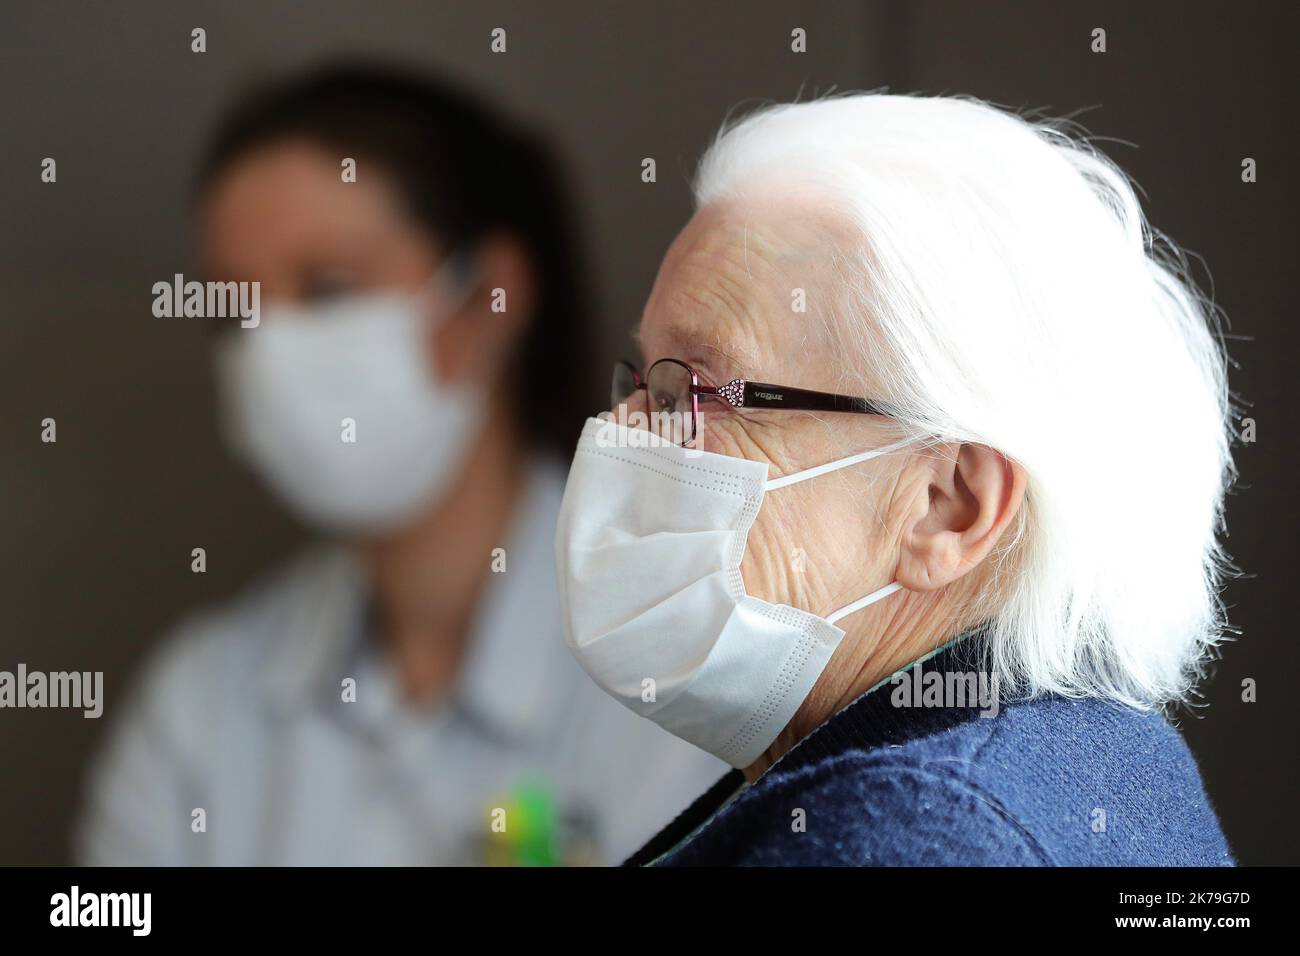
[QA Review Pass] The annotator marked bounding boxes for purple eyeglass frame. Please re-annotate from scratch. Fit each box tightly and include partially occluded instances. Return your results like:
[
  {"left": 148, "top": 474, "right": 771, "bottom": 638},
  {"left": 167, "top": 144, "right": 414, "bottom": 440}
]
[{"left": 616, "top": 358, "right": 894, "bottom": 445}]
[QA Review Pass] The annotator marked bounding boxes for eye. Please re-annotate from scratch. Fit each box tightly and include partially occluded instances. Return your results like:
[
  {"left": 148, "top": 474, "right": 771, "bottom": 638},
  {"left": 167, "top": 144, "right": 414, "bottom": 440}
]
[
  {"left": 686, "top": 354, "right": 728, "bottom": 388},
  {"left": 303, "top": 270, "right": 360, "bottom": 304}
]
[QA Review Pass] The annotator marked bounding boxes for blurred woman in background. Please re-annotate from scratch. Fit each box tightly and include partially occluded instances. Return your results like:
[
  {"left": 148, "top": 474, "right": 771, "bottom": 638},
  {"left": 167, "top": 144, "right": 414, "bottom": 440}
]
[{"left": 77, "top": 62, "right": 723, "bottom": 865}]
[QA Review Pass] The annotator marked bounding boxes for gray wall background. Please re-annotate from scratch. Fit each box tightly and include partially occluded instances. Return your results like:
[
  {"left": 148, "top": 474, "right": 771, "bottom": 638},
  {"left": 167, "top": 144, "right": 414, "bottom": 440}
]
[{"left": 1, "top": 1, "right": 1294, "bottom": 864}]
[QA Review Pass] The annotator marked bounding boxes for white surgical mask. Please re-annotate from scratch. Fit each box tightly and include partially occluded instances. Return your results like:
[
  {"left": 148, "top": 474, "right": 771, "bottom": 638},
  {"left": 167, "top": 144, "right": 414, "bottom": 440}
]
[
  {"left": 214, "top": 254, "right": 484, "bottom": 534},
  {"left": 555, "top": 416, "right": 909, "bottom": 769}
]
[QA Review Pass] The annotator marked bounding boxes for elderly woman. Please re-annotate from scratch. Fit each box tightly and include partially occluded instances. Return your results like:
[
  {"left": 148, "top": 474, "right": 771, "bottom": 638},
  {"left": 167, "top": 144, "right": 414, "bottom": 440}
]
[{"left": 554, "top": 94, "right": 1236, "bottom": 866}]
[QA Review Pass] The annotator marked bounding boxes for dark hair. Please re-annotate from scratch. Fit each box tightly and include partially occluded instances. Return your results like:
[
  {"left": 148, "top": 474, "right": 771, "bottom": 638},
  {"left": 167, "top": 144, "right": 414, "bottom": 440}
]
[{"left": 194, "top": 60, "right": 596, "bottom": 461}]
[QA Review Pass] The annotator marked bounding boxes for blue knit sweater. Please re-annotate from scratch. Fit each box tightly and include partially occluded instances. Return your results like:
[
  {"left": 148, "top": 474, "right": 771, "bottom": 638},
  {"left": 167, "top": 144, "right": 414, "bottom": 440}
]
[{"left": 626, "top": 634, "right": 1234, "bottom": 866}]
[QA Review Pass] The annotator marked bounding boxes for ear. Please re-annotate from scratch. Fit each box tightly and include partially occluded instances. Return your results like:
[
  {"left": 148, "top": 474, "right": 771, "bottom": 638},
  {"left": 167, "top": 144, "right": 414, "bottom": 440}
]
[
  {"left": 429, "top": 230, "right": 535, "bottom": 385},
  {"left": 895, "top": 442, "right": 1027, "bottom": 592}
]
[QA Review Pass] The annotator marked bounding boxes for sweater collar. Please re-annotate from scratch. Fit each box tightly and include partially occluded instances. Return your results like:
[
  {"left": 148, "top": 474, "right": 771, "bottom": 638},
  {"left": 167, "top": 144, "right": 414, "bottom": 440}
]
[{"left": 623, "top": 626, "right": 994, "bottom": 867}]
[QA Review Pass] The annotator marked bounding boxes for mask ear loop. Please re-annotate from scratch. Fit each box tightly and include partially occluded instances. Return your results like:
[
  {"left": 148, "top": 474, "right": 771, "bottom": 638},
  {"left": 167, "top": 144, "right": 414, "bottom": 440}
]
[
  {"left": 421, "top": 249, "right": 483, "bottom": 326},
  {"left": 762, "top": 437, "right": 914, "bottom": 624},
  {"left": 826, "top": 582, "right": 902, "bottom": 625},
  {"left": 763, "top": 437, "right": 915, "bottom": 491},
  {"left": 413, "top": 250, "right": 486, "bottom": 392}
]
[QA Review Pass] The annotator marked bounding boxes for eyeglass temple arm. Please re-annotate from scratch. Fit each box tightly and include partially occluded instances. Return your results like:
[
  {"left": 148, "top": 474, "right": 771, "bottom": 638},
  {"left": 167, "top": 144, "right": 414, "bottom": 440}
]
[{"left": 699, "top": 379, "right": 892, "bottom": 417}]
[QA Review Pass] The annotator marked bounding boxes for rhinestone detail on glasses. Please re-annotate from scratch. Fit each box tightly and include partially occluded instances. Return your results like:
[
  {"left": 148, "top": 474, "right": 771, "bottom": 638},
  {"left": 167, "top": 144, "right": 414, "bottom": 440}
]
[{"left": 717, "top": 379, "right": 746, "bottom": 407}]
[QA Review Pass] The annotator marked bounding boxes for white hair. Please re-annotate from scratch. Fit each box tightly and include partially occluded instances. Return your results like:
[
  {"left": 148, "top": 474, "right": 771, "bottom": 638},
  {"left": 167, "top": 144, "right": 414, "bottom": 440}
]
[{"left": 693, "top": 93, "right": 1236, "bottom": 710}]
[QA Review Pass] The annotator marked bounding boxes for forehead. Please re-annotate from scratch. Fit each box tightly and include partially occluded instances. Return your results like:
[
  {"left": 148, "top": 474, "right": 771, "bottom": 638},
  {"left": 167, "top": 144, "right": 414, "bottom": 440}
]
[
  {"left": 197, "top": 139, "right": 419, "bottom": 279},
  {"left": 638, "top": 196, "right": 853, "bottom": 378}
]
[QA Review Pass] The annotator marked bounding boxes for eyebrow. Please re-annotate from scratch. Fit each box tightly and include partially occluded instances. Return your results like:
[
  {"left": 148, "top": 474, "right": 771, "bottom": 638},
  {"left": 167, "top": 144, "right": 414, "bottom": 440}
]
[{"left": 632, "top": 316, "right": 758, "bottom": 382}]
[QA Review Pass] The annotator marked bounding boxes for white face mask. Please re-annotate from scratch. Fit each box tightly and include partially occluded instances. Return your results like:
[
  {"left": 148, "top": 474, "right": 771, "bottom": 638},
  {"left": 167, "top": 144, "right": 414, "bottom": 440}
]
[
  {"left": 555, "top": 416, "right": 909, "bottom": 769},
  {"left": 213, "top": 254, "right": 484, "bottom": 534}
]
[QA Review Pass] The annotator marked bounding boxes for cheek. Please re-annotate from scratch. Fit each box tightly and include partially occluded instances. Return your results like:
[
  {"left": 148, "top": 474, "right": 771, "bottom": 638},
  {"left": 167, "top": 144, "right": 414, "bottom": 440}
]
[
  {"left": 737, "top": 483, "right": 814, "bottom": 604},
  {"left": 696, "top": 414, "right": 748, "bottom": 456},
  {"left": 739, "top": 477, "right": 895, "bottom": 608}
]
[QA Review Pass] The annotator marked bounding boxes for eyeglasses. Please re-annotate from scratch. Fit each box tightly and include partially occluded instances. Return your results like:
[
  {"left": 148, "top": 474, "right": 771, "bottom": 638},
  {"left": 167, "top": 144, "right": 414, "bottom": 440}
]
[{"left": 612, "top": 358, "right": 894, "bottom": 447}]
